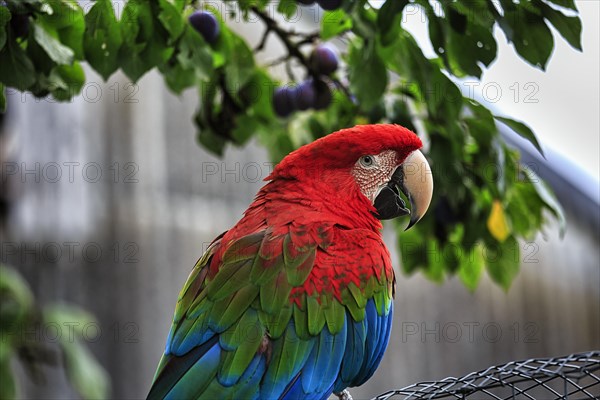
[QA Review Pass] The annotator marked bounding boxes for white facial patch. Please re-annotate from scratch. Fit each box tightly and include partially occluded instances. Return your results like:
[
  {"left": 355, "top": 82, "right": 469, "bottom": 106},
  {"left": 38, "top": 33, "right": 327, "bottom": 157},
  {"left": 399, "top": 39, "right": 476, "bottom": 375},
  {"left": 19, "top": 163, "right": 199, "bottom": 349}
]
[{"left": 351, "top": 150, "right": 398, "bottom": 203}]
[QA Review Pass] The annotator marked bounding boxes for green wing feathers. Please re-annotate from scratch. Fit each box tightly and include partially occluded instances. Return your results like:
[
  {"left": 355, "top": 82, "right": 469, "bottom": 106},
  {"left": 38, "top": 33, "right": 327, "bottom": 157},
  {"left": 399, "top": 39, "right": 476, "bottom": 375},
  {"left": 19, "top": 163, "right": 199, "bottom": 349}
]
[{"left": 148, "top": 224, "right": 394, "bottom": 399}]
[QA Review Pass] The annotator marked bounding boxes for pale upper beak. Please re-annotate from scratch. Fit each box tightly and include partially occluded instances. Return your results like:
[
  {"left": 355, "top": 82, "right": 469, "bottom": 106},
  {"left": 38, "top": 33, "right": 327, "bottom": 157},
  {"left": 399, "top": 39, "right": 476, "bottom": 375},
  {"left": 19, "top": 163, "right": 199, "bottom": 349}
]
[
  {"left": 401, "top": 150, "right": 434, "bottom": 230},
  {"left": 373, "top": 149, "right": 433, "bottom": 229}
]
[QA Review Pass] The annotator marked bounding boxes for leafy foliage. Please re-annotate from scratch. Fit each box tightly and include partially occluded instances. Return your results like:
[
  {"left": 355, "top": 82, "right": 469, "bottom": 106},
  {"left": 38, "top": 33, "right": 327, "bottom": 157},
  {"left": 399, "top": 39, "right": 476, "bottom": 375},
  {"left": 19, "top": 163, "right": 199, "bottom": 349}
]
[
  {"left": 0, "top": 265, "right": 109, "bottom": 399},
  {"left": 0, "top": 0, "right": 578, "bottom": 290}
]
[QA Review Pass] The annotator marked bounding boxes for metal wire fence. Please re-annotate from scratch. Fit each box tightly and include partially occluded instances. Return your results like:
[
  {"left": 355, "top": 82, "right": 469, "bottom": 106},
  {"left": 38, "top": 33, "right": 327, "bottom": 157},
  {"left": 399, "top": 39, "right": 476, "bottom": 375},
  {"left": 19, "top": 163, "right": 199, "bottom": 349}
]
[{"left": 373, "top": 351, "right": 600, "bottom": 400}]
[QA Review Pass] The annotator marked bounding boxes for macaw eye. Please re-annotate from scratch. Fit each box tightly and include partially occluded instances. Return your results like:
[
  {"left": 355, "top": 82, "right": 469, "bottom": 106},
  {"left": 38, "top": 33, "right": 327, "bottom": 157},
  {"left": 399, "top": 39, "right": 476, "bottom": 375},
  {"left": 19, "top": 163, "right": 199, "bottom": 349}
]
[{"left": 359, "top": 155, "right": 376, "bottom": 168}]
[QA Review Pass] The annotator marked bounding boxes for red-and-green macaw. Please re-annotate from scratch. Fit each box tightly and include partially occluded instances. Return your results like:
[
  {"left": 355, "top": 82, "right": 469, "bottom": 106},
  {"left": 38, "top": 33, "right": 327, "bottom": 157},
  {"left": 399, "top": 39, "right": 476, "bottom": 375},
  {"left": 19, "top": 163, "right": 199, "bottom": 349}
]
[{"left": 147, "top": 124, "right": 433, "bottom": 400}]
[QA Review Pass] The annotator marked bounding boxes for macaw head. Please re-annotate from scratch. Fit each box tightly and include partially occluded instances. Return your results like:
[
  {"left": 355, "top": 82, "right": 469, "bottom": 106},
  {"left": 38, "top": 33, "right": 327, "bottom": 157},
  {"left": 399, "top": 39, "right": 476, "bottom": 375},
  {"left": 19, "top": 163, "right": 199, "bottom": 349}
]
[{"left": 267, "top": 124, "right": 433, "bottom": 229}]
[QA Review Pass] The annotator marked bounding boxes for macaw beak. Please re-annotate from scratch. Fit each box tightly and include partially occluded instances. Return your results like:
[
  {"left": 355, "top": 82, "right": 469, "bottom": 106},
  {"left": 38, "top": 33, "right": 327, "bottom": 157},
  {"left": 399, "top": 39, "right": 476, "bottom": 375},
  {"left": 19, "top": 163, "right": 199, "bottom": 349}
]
[{"left": 374, "top": 150, "right": 433, "bottom": 229}]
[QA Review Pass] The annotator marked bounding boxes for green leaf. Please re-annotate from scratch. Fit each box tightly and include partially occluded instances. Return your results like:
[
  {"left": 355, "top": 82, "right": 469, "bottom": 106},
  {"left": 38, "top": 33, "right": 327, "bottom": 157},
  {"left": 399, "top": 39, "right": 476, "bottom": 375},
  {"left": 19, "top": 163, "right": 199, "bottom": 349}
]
[
  {"left": 380, "top": 30, "right": 463, "bottom": 121},
  {"left": 160, "top": 27, "right": 213, "bottom": 94},
  {"left": 0, "top": 359, "right": 16, "bottom": 400},
  {"left": 0, "top": 5, "right": 9, "bottom": 25},
  {"left": 119, "top": 0, "right": 142, "bottom": 46},
  {"left": 171, "top": 0, "right": 186, "bottom": 12},
  {"left": 523, "top": 167, "right": 567, "bottom": 237},
  {"left": 423, "top": 3, "right": 444, "bottom": 57},
  {"left": 451, "top": 0, "right": 495, "bottom": 27},
  {"left": 184, "top": 23, "right": 215, "bottom": 61},
  {"left": 397, "top": 223, "right": 428, "bottom": 274},
  {"left": 231, "top": 114, "right": 260, "bottom": 145},
  {"left": 485, "top": 236, "right": 520, "bottom": 291},
  {"left": 61, "top": 340, "right": 110, "bottom": 400},
  {"left": 458, "top": 242, "right": 485, "bottom": 291},
  {"left": 224, "top": 33, "right": 255, "bottom": 93},
  {"left": 157, "top": 0, "right": 185, "bottom": 41},
  {"left": 447, "top": 21, "right": 497, "bottom": 77},
  {"left": 197, "top": 126, "right": 227, "bottom": 156},
  {"left": 84, "top": 0, "right": 122, "bottom": 80},
  {"left": 322, "top": 10, "right": 353, "bottom": 40},
  {"left": 0, "top": 36, "right": 35, "bottom": 90},
  {"left": 118, "top": 0, "right": 172, "bottom": 82},
  {"left": 447, "top": 6, "right": 467, "bottom": 33},
  {"left": 545, "top": 0, "right": 577, "bottom": 11},
  {"left": 160, "top": 62, "right": 193, "bottom": 93},
  {"left": 118, "top": 2, "right": 151, "bottom": 82},
  {"left": 424, "top": 240, "right": 445, "bottom": 282},
  {"left": 242, "top": 69, "right": 276, "bottom": 121},
  {"left": 43, "top": 304, "right": 109, "bottom": 399},
  {"left": 501, "top": 9, "right": 554, "bottom": 70},
  {"left": 48, "top": 62, "right": 85, "bottom": 101},
  {"left": 32, "top": 22, "right": 74, "bottom": 65},
  {"left": 36, "top": 0, "right": 85, "bottom": 60},
  {"left": 494, "top": 116, "right": 545, "bottom": 158},
  {"left": 538, "top": 1, "right": 582, "bottom": 51},
  {"left": 464, "top": 100, "right": 496, "bottom": 147},
  {"left": 377, "top": 0, "right": 407, "bottom": 38},
  {"left": 277, "top": 0, "right": 298, "bottom": 20},
  {"left": 505, "top": 177, "right": 544, "bottom": 238},
  {"left": 0, "top": 265, "right": 34, "bottom": 328},
  {"left": 351, "top": 4, "right": 377, "bottom": 39},
  {"left": 421, "top": 2, "right": 497, "bottom": 78},
  {"left": 177, "top": 28, "right": 213, "bottom": 76},
  {"left": 348, "top": 40, "right": 388, "bottom": 111},
  {"left": 0, "top": 5, "right": 10, "bottom": 51},
  {"left": 43, "top": 304, "right": 96, "bottom": 335}
]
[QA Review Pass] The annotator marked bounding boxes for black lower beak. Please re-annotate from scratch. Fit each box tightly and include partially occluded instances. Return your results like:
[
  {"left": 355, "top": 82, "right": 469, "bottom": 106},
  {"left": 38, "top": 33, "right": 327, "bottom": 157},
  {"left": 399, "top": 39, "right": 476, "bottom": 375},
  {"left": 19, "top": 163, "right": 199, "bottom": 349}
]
[{"left": 373, "top": 167, "right": 410, "bottom": 220}]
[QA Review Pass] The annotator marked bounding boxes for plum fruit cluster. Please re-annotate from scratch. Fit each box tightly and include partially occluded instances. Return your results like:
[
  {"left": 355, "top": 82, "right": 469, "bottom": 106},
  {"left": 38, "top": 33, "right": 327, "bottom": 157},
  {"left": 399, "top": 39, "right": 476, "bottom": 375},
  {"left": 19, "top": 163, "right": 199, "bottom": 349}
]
[
  {"left": 186, "top": 8, "right": 340, "bottom": 118},
  {"left": 273, "top": 45, "right": 338, "bottom": 117},
  {"left": 189, "top": 10, "right": 220, "bottom": 44},
  {"left": 273, "top": 79, "right": 332, "bottom": 117}
]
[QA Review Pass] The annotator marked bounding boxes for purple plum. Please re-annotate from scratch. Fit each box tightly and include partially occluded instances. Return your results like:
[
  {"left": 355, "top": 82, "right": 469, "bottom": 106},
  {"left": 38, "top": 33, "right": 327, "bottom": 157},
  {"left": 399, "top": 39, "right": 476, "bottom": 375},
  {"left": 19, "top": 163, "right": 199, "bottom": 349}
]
[{"left": 189, "top": 11, "right": 220, "bottom": 44}]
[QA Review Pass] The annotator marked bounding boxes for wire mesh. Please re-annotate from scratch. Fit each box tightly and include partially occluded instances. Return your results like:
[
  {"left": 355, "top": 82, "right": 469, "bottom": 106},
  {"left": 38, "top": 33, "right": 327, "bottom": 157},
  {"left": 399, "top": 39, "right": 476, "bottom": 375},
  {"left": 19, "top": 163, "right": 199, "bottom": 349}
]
[{"left": 372, "top": 351, "right": 600, "bottom": 400}]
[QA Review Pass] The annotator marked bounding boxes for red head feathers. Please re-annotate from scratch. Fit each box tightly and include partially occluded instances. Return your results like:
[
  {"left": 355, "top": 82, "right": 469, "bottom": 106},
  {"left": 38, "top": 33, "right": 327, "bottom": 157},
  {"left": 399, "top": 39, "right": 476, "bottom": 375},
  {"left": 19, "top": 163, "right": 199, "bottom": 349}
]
[{"left": 267, "top": 124, "right": 423, "bottom": 181}]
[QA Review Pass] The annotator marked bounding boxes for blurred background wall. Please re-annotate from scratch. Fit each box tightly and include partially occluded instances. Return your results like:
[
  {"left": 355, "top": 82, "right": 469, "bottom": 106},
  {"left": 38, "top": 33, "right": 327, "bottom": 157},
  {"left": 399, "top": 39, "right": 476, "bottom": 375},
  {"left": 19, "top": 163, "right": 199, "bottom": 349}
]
[{"left": 1, "top": 6, "right": 599, "bottom": 400}]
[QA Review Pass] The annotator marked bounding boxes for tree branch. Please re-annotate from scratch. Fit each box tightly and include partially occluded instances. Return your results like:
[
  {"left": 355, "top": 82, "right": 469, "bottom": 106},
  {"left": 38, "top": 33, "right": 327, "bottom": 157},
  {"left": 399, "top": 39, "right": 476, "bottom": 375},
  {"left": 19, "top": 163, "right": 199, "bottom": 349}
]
[
  {"left": 250, "top": 6, "right": 352, "bottom": 99},
  {"left": 250, "top": 6, "right": 312, "bottom": 72},
  {"left": 254, "top": 27, "right": 272, "bottom": 52}
]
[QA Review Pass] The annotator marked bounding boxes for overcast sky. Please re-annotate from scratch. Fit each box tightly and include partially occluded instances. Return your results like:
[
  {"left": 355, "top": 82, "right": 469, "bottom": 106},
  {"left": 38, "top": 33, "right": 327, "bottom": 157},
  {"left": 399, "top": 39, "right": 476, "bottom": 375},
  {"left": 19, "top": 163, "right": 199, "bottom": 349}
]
[{"left": 403, "top": 1, "right": 600, "bottom": 182}]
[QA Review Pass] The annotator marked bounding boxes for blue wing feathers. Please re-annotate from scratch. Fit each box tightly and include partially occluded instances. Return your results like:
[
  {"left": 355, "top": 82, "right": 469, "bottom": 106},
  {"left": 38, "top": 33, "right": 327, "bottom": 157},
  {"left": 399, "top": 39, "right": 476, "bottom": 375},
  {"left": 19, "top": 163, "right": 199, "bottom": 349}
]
[
  {"left": 148, "top": 335, "right": 220, "bottom": 400},
  {"left": 300, "top": 322, "right": 347, "bottom": 395},
  {"left": 363, "top": 301, "right": 394, "bottom": 382},
  {"left": 164, "top": 344, "right": 221, "bottom": 400},
  {"left": 151, "top": 298, "right": 393, "bottom": 399},
  {"left": 334, "top": 298, "right": 393, "bottom": 392},
  {"left": 239, "top": 355, "right": 267, "bottom": 387},
  {"left": 261, "top": 322, "right": 315, "bottom": 399},
  {"left": 338, "top": 312, "right": 367, "bottom": 386},
  {"left": 171, "top": 323, "right": 214, "bottom": 356},
  {"left": 233, "top": 355, "right": 267, "bottom": 400},
  {"left": 280, "top": 373, "right": 303, "bottom": 399},
  {"left": 354, "top": 299, "right": 382, "bottom": 385},
  {"left": 281, "top": 375, "right": 330, "bottom": 400}
]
